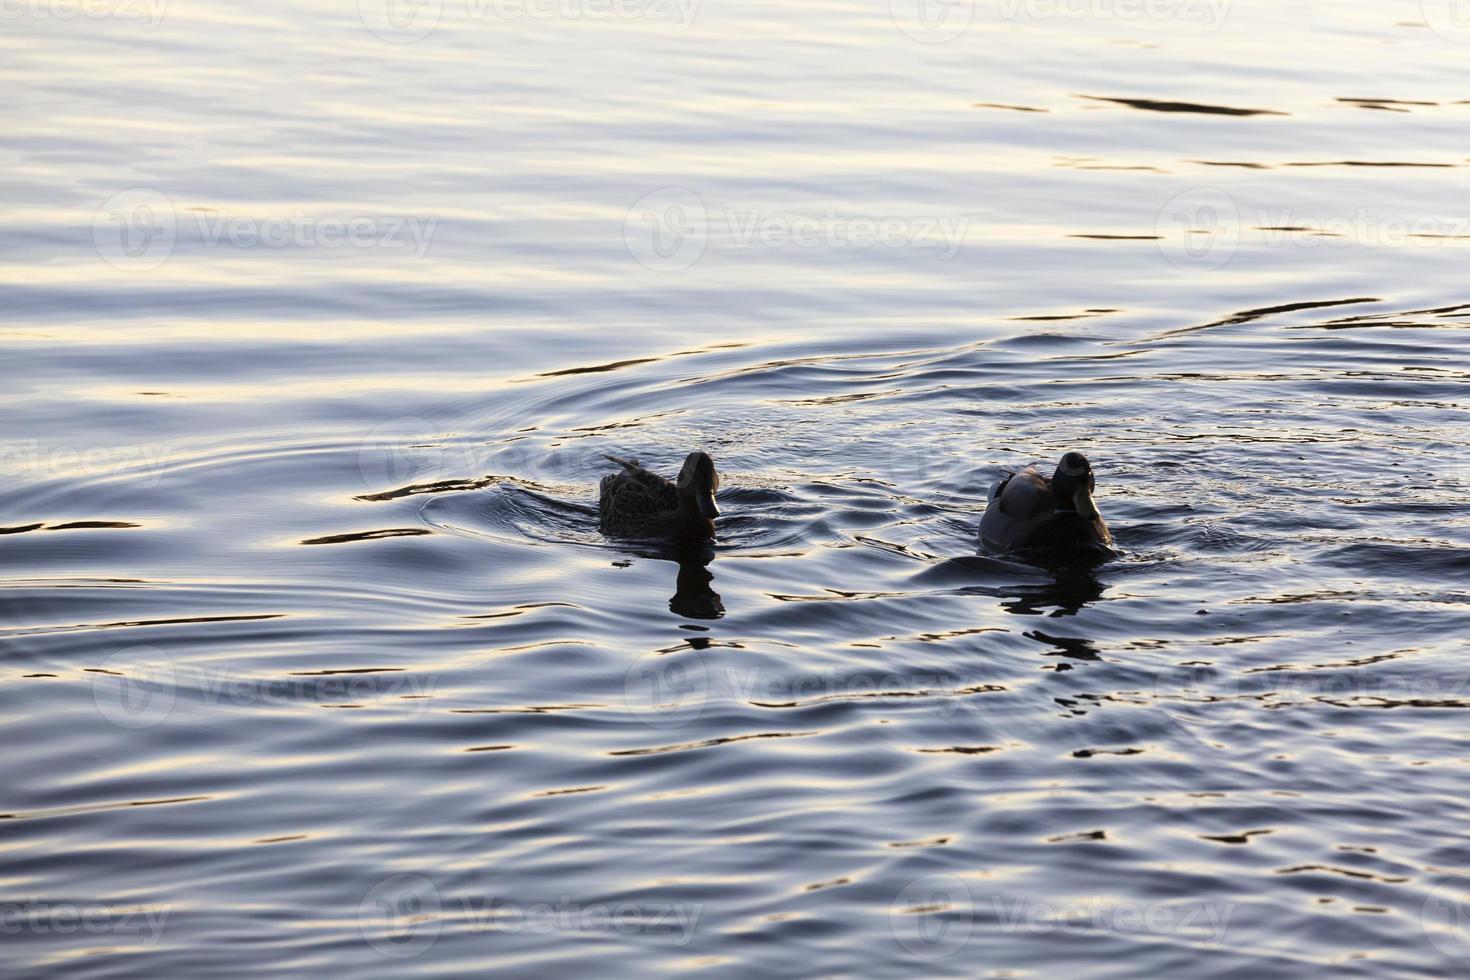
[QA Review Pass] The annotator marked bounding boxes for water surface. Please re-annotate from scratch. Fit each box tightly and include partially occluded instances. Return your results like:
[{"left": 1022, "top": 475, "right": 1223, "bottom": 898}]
[{"left": 5, "top": 0, "right": 1470, "bottom": 975}]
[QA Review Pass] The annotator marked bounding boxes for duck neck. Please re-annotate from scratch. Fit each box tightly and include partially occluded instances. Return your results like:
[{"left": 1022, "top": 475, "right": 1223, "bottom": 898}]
[
  {"left": 1051, "top": 473, "right": 1080, "bottom": 512},
  {"left": 674, "top": 491, "right": 715, "bottom": 542}
]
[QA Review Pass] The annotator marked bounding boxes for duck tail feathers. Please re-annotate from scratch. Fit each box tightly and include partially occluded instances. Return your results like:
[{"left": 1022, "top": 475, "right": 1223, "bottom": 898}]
[{"left": 602, "top": 454, "right": 641, "bottom": 471}]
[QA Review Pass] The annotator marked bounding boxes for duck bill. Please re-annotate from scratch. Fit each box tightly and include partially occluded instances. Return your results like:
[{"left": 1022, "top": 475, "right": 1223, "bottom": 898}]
[
  {"left": 696, "top": 491, "right": 720, "bottom": 519},
  {"left": 1072, "top": 485, "right": 1101, "bottom": 523}
]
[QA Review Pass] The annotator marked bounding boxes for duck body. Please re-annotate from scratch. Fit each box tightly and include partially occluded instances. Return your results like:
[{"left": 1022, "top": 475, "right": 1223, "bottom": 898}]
[
  {"left": 599, "top": 452, "right": 720, "bottom": 544},
  {"left": 980, "top": 452, "right": 1114, "bottom": 559}
]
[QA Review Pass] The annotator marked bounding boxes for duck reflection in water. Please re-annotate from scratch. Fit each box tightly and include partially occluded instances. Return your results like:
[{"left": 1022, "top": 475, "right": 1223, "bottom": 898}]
[
  {"left": 927, "top": 531, "right": 1111, "bottom": 659},
  {"left": 927, "top": 553, "right": 1109, "bottom": 628},
  {"left": 1002, "top": 566, "right": 1107, "bottom": 617},
  {"left": 598, "top": 451, "right": 724, "bottom": 618},
  {"left": 973, "top": 450, "right": 1116, "bottom": 626},
  {"left": 997, "top": 567, "right": 1108, "bottom": 661},
  {"left": 668, "top": 546, "right": 724, "bottom": 620}
]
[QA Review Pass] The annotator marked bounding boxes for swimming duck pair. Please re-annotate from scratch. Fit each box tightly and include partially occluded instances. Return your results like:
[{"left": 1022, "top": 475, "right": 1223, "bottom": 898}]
[{"left": 600, "top": 451, "right": 1114, "bottom": 558}]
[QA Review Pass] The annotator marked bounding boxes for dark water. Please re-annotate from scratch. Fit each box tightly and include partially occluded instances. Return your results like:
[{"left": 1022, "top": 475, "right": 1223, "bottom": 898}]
[{"left": 6, "top": 1, "right": 1470, "bottom": 976}]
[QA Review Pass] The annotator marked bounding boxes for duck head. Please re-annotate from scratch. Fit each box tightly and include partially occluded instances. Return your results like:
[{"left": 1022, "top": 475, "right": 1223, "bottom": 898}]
[
  {"left": 676, "top": 451, "right": 721, "bottom": 519},
  {"left": 1051, "top": 452, "right": 1100, "bottom": 522}
]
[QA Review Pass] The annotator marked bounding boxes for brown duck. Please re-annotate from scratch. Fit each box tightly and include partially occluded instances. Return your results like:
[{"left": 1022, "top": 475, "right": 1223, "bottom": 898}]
[
  {"left": 598, "top": 452, "right": 721, "bottom": 543},
  {"left": 980, "top": 451, "right": 1114, "bottom": 557}
]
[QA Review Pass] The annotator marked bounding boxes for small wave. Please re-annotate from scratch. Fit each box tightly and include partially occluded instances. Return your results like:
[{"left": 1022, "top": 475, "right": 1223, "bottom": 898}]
[
  {"left": 420, "top": 476, "right": 817, "bottom": 555},
  {"left": 1078, "top": 94, "right": 1288, "bottom": 116}
]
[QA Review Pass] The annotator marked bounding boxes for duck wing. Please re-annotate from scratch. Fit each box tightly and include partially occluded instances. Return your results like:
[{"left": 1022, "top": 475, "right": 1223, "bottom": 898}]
[
  {"left": 980, "top": 466, "right": 1056, "bottom": 551},
  {"left": 599, "top": 455, "right": 679, "bottom": 531},
  {"left": 601, "top": 455, "right": 678, "bottom": 503},
  {"left": 996, "top": 467, "right": 1055, "bottom": 520}
]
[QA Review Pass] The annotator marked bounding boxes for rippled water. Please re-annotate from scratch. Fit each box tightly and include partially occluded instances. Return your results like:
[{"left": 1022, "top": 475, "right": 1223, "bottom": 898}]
[{"left": 6, "top": 0, "right": 1470, "bottom": 975}]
